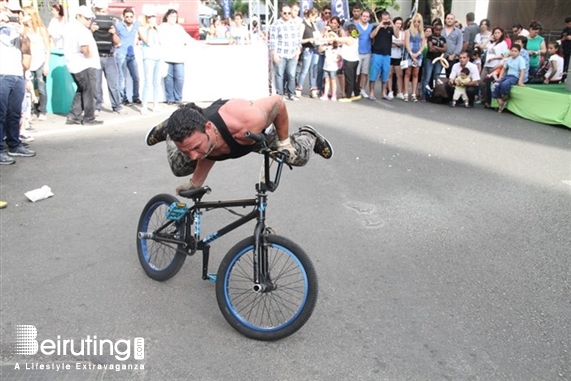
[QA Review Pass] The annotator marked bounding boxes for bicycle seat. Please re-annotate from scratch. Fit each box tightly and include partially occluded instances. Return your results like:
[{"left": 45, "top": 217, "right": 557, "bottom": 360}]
[{"left": 179, "top": 186, "right": 211, "bottom": 200}]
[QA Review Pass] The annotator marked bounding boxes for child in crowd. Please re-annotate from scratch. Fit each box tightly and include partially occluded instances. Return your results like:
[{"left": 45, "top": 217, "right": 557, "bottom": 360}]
[
  {"left": 320, "top": 42, "right": 340, "bottom": 101},
  {"left": 451, "top": 67, "right": 471, "bottom": 108},
  {"left": 471, "top": 48, "right": 482, "bottom": 72},
  {"left": 544, "top": 41, "right": 564, "bottom": 84}
]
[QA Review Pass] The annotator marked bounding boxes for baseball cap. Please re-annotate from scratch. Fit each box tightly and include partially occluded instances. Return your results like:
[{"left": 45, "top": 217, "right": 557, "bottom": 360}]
[
  {"left": 7, "top": 0, "right": 23, "bottom": 11},
  {"left": 93, "top": 1, "right": 109, "bottom": 10},
  {"left": 75, "top": 5, "right": 95, "bottom": 19}
]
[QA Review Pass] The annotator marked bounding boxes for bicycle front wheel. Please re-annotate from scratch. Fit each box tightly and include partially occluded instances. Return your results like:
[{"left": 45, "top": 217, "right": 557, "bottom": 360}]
[
  {"left": 216, "top": 234, "right": 318, "bottom": 341},
  {"left": 137, "top": 194, "right": 187, "bottom": 281}
]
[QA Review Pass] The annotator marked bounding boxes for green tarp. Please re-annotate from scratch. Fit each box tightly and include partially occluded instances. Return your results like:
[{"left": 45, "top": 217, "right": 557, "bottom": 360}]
[{"left": 506, "top": 83, "right": 571, "bottom": 128}]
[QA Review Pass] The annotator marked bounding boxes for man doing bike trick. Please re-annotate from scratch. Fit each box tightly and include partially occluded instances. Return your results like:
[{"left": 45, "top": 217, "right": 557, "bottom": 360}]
[{"left": 145, "top": 95, "right": 334, "bottom": 194}]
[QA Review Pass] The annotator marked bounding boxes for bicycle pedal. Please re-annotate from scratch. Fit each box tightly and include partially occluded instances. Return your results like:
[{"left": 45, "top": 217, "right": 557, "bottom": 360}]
[
  {"left": 206, "top": 273, "right": 217, "bottom": 283},
  {"left": 165, "top": 202, "right": 188, "bottom": 221}
]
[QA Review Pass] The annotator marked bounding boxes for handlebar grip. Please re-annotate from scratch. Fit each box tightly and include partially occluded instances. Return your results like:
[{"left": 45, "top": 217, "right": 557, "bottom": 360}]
[{"left": 244, "top": 131, "right": 265, "bottom": 143}]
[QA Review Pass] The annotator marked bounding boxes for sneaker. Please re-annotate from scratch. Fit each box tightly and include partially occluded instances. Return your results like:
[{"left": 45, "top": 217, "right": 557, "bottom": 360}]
[
  {"left": 82, "top": 119, "right": 104, "bottom": 125},
  {"left": 387, "top": 92, "right": 394, "bottom": 100},
  {"left": 0, "top": 201, "right": 7, "bottom": 209},
  {"left": 425, "top": 85, "right": 433, "bottom": 96},
  {"left": 114, "top": 108, "right": 127, "bottom": 115},
  {"left": 299, "top": 125, "right": 333, "bottom": 159},
  {"left": 133, "top": 98, "right": 142, "bottom": 105},
  {"left": 338, "top": 97, "right": 352, "bottom": 103},
  {"left": 319, "top": 95, "right": 329, "bottom": 101},
  {"left": 396, "top": 93, "right": 405, "bottom": 100},
  {"left": 65, "top": 118, "right": 82, "bottom": 125},
  {"left": 37, "top": 113, "right": 46, "bottom": 121},
  {"left": 449, "top": 101, "right": 456, "bottom": 107},
  {"left": 94, "top": 109, "right": 100, "bottom": 117},
  {"left": 464, "top": 102, "right": 470, "bottom": 108},
  {"left": 295, "top": 88, "right": 302, "bottom": 97},
  {"left": 0, "top": 152, "right": 15, "bottom": 165},
  {"left": 122, "top": 99, "right": 132, "bottom": 106},
  {"left": 359, "top": 89, "right": 369, "bottom": 98},
  {"left": 145, "top": 118, "right": 169, "bottom": 146},
  {"left": 331, "top": 96, "right": 337, "bottom": 102},
  {"left": 288, "top": 96, "right": 300, "bottom": 101},
  {"left": 309, "top": 89, "right": 319, "bottom": 98},
  {"left": 25, "top": 124, "right": 36, "bottom": 131},
  {"left": 382, "top": 95, "right": 391, "bottom": 101},
  {"left": 350, "top": 95, "right": 362, "bottom": 101},
  {"left": 8, "top": 145, "right": 35, "bottom": 157}
]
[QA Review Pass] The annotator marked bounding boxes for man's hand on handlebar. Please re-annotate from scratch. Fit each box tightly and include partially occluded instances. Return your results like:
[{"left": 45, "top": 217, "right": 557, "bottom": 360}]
[{"left": 277, "top": 137, "right": 297, "bottom": 162}]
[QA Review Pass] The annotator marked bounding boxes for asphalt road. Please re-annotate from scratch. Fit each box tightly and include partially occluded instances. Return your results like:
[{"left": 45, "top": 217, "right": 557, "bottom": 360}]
[{"left": 1, "top": 98, "right": 570, "bottom": 381}]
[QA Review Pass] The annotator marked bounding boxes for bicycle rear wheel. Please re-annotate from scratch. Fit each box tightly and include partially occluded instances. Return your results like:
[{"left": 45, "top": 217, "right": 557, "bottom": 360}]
[
  {"left": 137, "top": 194, "right": 187, "bottom": 281},
  {"left": 216, "top": 235, "right": 318, "bottom": 341}
]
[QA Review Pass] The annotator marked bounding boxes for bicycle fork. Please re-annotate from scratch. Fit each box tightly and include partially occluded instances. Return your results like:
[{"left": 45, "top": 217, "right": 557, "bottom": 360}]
[{"left": 251, "top": 193, "right": 275, "bottom": 293}]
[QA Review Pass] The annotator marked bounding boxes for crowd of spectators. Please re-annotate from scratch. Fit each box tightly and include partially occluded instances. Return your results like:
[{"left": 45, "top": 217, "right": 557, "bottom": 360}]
[
  {"left": 1, "top": 0, "right": 570, "bottom": 170},
  {"left": 268, "top": 4, "right": 569, "bottom": 110}
]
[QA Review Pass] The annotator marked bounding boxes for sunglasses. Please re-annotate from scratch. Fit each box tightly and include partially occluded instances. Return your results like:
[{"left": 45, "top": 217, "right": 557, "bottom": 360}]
[
  {"left": 324, "top": 11, "right": 331, "bottom": 14},
  {"left": 283, "top": 12, "right": 291, "bottom": 14}
]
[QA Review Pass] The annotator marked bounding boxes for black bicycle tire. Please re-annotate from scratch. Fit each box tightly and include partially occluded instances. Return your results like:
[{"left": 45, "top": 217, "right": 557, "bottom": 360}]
[
  {"left": 215, "top": 234, "right": 318, "bottom": 341},
  {"left": 136, "top": 194, "right": 187, "bottom": 281}
]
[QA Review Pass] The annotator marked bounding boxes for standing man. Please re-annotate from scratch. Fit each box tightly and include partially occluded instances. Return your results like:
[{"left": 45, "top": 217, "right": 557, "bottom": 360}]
[
  {"left": 356, "top": 10, "right": 373, "bottom": 99},
  {"left": 93, "top": 2, "right": 125, "bottom": 115},
  {"left": 0, "top": 1, "right": 35, "bottom": 163},
  {"left": 441, "top": 13, "right": 463, "bottom": 78},
  {"left": 115, "top": 7, "right": 141, "bottom": 105},
  {"left": 462, "top": 12, "right": 479, "bottom": 54},
  {"left": 63, "top": 5, "right": 103, "bottom": 125},
  {"left": 344, "top": 5, "right": 361, "bottom": 31},
  {"left": 368, "top": 11, "right": 393, "bottom": 100},
  {"left": 269, "top": 5, "right": 300, "bottom": 101},
  {"left": 511, "top": 24, "right": 530, "bottom": 37},
  {"left": 315, "top": 5, "right": 332, "bottom": 95}
]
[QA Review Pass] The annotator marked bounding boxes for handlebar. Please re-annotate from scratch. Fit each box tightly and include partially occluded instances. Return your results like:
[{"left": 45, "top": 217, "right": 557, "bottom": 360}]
[{"left": 244, "top": 131, "right": 290, "bottom": 193}]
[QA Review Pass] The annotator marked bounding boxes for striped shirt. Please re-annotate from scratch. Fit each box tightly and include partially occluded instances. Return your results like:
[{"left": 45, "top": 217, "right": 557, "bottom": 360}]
[{"left": 269, "top": 18, "right": 300, "bottom": 59}]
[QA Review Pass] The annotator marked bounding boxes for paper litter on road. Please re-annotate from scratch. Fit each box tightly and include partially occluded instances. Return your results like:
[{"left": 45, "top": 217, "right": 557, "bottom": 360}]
[{"left": 25, "top": 185, "right": 54, "bottom": 202}]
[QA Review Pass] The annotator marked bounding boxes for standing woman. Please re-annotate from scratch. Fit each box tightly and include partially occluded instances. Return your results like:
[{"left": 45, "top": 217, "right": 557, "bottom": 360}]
[
  {"left": 479, "top": 27, "right": 508, "bottom": 107},
  {"left": 22, "top": 6, "right": 50, "bottom": 121},
  {"left": 403, "top": 13, "right": 425, "bottom": 102},
  {"left": 296, "top": 8, "right": 319, "bottom": 98},
  {"left": 158, "top": 9, "right": 196, "bottom": 104},
  {"left": 527, "top": 21, "right": 546, "bottom": 78},
  {"left": 327, "top": 16, "right": 345, "bottom": 97},
  {"left": 336, "top": 24, "right": 360, "bottom": 101},
  {"left": 138, "top": 11, "right": 161, "bottom": 114},
  {"left": 492, "top": 44, "right": 526, "bottom": 113},
  {"left": 474, "top": 19, "right": 492, "bottom": 61},
  {"left": 387, "top": 16, "right": 404, "bottom": 100},
  {"left": 47, "top": 3, "right": 65, "bottom": 50}
]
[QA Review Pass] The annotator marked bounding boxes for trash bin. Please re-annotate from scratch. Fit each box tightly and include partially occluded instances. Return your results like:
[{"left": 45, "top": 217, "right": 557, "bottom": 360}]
[{"left": 46, "top": 49, "right": 76, "bottom": 114}]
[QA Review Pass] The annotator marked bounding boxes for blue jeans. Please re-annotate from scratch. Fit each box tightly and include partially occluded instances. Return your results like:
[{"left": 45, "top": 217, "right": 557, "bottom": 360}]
[
  {"left": 297, "top": 48, "right": 318, "bottom": 91},
  {"left": 96, "top": 55, "right": 122, "bottom": 111},
  {"left": 164, "top": 62, "right": 184, "bottom": 103},
  {"left": 421, "top": 59, "right": 442, "bottom": 100},
  {"left": 142, "top": 59, "right": 161, "bottom": 105},
  {"left": 492, "top": 75, "right": 518, "bottom": 99},
  {"left": 274, "top": 57, "right": 298, "bottom": 96},
  {"left": 31, "top": 63, "right": 47, "bottom": 114},
  {"left": 116, "top": 53, "right": 140, "bottom": 102},
  {"left": 0, "top": 74, "right": 25, "bottom": 151},
  {"left": 316, "top": 53, "right": 325, "bottom": 92}
]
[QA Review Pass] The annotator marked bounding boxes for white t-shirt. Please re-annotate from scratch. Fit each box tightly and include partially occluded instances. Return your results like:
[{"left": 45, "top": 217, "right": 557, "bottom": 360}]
[
  {"left": 158, "top": 22, "right": 194, "bottom": 63},
  {"left": 474, "top": 32, "right": 491, "bottom": 51},
  {"left": 341, "top": 38, "right": 359, "bottom": 62},
  {"left": 48, "top": 17, "right": 66, "bottom": 50},
  {"left": 63, "top": 19, "right": 100, "bottom": 73},
  {"left": 545, "top": 55, "right": 564, "bottom": 81},
  {"left": 324, "top": 46, "right": 339, "bottom": 71},
  {"left": 391, "top": 31, "right": 403, "bottom": 59},
  {"left": 449, "top": 61, "right": 481, "bottom": 82},
  {"left": 0, "top": 24, "right": 24, "bottom": 76},
  {"left": 484, "top": 40, "right": 508, "bottom": 68}
]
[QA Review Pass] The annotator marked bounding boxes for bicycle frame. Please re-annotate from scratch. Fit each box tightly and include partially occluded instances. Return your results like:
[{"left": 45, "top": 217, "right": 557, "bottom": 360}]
[{"left": 149, "top": 146, "right": 288, "bottom": 288}]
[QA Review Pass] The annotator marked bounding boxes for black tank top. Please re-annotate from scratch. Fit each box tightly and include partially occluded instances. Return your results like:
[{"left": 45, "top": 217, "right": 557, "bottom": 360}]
[
  {"left": 205, "top": 99, "right": 262, "bottom": 162},
  {"left": 302, "top": 21, "right": 316, "bottom": 49}
]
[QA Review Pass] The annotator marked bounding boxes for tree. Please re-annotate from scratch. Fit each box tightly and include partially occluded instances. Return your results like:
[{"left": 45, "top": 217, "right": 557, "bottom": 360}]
[
  {"left": 361, "top": 0, "right": 400, "bottom": 22},
  {"left": 231, "top": 0, "right": 248, "bottom": 17}
]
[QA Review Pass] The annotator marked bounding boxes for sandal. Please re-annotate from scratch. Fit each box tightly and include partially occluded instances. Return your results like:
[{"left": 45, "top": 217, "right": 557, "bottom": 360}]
[
  {"left": 411, "top": 94, "right": 418, "bottom": 103},
  {"left": 403, "top": 93, "right": 409, "bottom": 102}
]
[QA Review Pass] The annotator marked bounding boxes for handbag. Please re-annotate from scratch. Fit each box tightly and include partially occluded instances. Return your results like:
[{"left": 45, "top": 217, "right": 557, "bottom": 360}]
[{"left": 400, "top": 50, "right": 409, "bottom": 70}]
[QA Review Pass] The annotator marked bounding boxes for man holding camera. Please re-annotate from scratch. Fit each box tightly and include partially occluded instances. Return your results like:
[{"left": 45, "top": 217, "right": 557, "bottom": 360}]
[
  {"left": 368, "top": 11, "right": 393, "bottom": 100},
  {"left": 0, "top": 0, "right": 36, "bottom": 164},
  {"left": 93, "top": 2, "right": 125, "bottom": 115}
]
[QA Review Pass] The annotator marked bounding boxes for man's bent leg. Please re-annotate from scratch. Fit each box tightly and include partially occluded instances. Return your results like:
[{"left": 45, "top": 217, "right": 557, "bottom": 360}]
[{"left": 166, "top": 136, "right": 197, "bottom": 176}]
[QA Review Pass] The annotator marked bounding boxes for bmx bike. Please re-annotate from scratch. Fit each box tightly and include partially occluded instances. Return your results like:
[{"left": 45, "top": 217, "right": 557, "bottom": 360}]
[{"left": 136, "top": 131, "right": 318, "bottom": 341}]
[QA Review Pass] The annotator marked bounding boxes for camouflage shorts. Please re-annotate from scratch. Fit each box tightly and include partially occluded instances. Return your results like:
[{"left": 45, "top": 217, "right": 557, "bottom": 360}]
[{"left": 166, "top": 127, "right": 316, "bottom": 177}]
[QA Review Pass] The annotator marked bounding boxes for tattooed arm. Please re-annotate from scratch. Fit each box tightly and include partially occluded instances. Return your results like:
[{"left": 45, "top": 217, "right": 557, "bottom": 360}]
[{"left": 221, "top": 95, "right": 290, "bottom": 143}]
